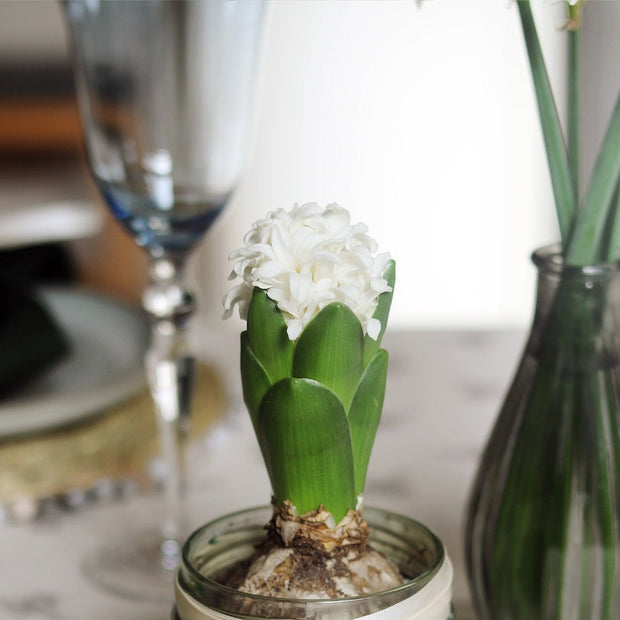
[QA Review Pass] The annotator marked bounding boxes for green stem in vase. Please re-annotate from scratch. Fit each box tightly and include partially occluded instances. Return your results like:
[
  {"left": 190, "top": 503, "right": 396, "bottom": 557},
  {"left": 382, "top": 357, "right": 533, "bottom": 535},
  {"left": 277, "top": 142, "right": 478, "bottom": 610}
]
[
  {"left": 537, "top": 285, "right": 599, "bottom": 618},
  {"left": 518, "top": 0, "right": 620, "bottom": 265},
  {"left": 490, "top": 365, "right": 553, "bottom": 616},
  {"left": 511, "top": 372, "right": 549, "bottom": 616},
  {"left": 542, "top": 367, "right": 575, "bottom": 619},
  {"left": 567, "top": 7, "right": 581, "bottom": 203},
  {"left": 588, "top": 370, "right": 617, "bottom": 618},
  {"left": 566, "top": 92, "right": 620, "bottom": 265},
  {"left": 517, "top": 0, "right": 576, "bottom": 244},
  {"left": 575, "top": 375, "right": 593, "bottom": 620},
  {"left": 605, "top": 368, "right": 620, "bottom": 614},
  {"left": 560, "top": 281, "right": 617, "bottom": 619},
  {"left": 602, "top": 183, "right": 620, "bottom": 264}
]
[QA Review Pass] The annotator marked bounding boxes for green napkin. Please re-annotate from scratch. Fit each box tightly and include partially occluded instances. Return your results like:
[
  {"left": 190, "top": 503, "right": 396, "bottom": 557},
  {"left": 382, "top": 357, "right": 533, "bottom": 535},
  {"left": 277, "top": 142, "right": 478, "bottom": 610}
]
[{"left": 0, "top": 276, "right": 70, "bottom": 396}]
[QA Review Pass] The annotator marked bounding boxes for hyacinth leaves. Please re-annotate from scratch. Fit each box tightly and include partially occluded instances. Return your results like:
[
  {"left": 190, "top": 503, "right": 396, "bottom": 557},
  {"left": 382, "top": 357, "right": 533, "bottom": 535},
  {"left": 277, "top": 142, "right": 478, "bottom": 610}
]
[
  {"left": 364, "top": 260, "right": 396, "bottom": 365},
  {"left": 240, "top": 261, "right": 395, "bottom": 522},
  {"left": 259, "top": 378, "right": 358, "bottom": 521}
]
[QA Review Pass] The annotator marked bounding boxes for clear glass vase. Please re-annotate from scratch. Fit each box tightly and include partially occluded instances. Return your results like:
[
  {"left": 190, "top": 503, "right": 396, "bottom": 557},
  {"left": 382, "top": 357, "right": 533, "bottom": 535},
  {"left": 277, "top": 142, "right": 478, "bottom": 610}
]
[
  {"left": 465, "top": 246, "right": 620, "bottom": 619},
  {"left": 173, "top": 506, "right": 454, "bottom": 619}
]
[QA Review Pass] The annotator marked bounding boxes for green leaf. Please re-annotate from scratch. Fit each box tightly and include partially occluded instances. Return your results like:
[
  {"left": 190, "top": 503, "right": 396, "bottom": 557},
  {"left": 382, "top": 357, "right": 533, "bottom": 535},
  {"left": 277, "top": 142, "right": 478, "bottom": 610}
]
[
  {"left": 247, "top": 288, "right": 294, "bottom": 382},
  {"left": 567, "top": 21, "right": 581, "bottom": 203},
  {"left": 293, "top": 303, "right": 364, "bottom": 411},
  {"left": 603, "top": 181, "right": 620, "bottom": 263},
  {"left": 240, "top": 331, "right": 272, "bottom": 436},
  {"left": 259, "top": 377, "right": 356, "bottom": 521},
  {"left": 348, "top": 349, "right": 388, "bottom": 496},
  {"left": 517, "top": 0, "right": 576, "bottom": 244},
  {"left": 566, "top": 91, "right": 620, "bottom": 265},
  {"left": 364, "top": 259, "right": 395, "bottom": 365}
]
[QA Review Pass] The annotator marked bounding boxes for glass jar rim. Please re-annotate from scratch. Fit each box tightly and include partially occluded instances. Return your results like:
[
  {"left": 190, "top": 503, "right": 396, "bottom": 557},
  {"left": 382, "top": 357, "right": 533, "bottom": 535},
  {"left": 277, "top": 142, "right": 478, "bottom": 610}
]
[
  {"left": 179, "top": 505, "right": 446, "bottom": 611},
  {"left": 531, "top": 245, "right": 619, "bottom": 278}
]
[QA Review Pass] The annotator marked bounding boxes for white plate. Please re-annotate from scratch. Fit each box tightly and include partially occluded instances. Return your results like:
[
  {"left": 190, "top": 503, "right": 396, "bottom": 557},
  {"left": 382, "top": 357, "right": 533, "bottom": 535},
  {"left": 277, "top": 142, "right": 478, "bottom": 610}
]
[
  {"left": 0, "top": 288, "right": 148, "bottom": 438},
  {"left": 0, "top": 200, "right": 103, "bottom": 250}
]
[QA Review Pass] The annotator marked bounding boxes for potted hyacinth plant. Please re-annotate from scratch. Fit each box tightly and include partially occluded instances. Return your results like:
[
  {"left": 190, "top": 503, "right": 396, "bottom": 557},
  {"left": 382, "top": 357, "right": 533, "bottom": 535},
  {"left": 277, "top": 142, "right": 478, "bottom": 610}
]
[
  {"left": 173, "top": 203, "right": 453, "bottom": 619},
  {"left": 466, "top": 1, "right": 620, "bottom": 619}
]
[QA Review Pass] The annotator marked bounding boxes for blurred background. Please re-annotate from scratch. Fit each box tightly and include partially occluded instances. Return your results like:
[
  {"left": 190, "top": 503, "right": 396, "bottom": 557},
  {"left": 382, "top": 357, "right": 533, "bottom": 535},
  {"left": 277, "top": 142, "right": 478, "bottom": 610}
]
[{"left": 0, "top": 0, "right": 618, "bottom": 333}]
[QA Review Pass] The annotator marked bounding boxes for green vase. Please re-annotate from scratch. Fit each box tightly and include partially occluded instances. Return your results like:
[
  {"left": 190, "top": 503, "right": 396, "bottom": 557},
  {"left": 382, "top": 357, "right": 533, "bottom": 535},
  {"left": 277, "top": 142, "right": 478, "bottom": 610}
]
[{"left": 465, "top": 246, "right": 620, "bottom": 619}]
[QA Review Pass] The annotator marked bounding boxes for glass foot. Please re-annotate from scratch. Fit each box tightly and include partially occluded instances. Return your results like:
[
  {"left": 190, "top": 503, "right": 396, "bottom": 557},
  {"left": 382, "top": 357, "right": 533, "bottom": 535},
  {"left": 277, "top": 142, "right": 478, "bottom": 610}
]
[{"left": 83, "top": 529, "right": 181, "bottom": 603}]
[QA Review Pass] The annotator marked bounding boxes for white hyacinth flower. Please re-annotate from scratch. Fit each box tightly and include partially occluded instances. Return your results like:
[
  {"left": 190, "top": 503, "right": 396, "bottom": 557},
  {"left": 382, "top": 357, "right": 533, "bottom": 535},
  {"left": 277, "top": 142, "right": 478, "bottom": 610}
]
[{"left": 223, "top": 203, "right": 392, "bottom": 341}]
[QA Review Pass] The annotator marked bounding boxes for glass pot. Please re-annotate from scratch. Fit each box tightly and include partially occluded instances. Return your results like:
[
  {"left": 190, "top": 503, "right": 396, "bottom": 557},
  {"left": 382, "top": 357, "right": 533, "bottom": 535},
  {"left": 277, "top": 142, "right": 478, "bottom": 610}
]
[
  {"left": 173, "top": 506, "right": 454, "bottom": 619},
  {"left": 465, "top": 246, "right": 620, "bottom": 619}
]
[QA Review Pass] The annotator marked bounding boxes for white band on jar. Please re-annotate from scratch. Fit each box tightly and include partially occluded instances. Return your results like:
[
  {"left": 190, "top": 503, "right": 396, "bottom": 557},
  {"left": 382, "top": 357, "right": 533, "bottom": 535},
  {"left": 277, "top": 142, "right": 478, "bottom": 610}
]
[{"left": 175, "top": 555, "right": 453, "bottom": 620}]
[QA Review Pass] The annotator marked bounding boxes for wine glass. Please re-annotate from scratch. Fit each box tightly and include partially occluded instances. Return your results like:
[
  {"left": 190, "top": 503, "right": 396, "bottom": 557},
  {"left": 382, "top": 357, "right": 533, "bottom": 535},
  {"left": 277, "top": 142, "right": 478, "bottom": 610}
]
[{"left": 62, "top": 0, "right": 266, "bottom": 602}]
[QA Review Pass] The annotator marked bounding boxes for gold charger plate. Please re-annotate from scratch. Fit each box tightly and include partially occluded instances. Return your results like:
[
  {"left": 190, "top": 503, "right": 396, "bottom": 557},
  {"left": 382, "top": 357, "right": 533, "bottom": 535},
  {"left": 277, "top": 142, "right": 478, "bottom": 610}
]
[{"left": 0, "top": 363, "right": 226, "bottom": 520}]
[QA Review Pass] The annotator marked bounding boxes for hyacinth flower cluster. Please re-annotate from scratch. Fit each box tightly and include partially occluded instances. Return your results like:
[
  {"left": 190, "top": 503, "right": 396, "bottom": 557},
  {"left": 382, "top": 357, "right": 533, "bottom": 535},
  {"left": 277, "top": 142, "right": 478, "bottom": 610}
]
[{"left": 224, "top": 203, "right": 395, "bottom": 522}]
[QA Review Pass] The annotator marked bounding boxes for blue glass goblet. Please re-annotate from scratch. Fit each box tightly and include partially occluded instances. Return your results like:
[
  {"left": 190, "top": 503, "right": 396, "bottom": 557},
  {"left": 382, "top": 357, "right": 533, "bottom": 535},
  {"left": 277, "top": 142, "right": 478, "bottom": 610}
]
[{"left": 63, "top": 0, "right": 265, "bottom": 602}]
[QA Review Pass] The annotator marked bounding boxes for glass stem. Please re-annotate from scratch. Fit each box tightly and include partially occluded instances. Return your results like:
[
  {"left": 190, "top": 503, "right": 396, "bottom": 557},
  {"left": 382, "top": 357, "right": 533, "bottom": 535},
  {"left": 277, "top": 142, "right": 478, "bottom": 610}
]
[{"left": 142, "top": 257, "right": 196, "bottom": 569}]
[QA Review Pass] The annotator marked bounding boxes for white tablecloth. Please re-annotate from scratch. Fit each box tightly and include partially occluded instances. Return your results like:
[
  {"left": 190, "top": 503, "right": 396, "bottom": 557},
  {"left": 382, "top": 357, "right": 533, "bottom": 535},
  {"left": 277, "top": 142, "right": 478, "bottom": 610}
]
[{"left": 0, "top": 327, "right": 525, "bottom": 620}]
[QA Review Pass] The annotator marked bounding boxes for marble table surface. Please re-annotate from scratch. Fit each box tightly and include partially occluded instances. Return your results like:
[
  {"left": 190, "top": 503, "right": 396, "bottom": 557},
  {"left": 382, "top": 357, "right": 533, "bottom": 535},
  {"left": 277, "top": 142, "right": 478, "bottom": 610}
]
[{"left": 0, "top": 327, "right": 526, "bottom": 620}]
